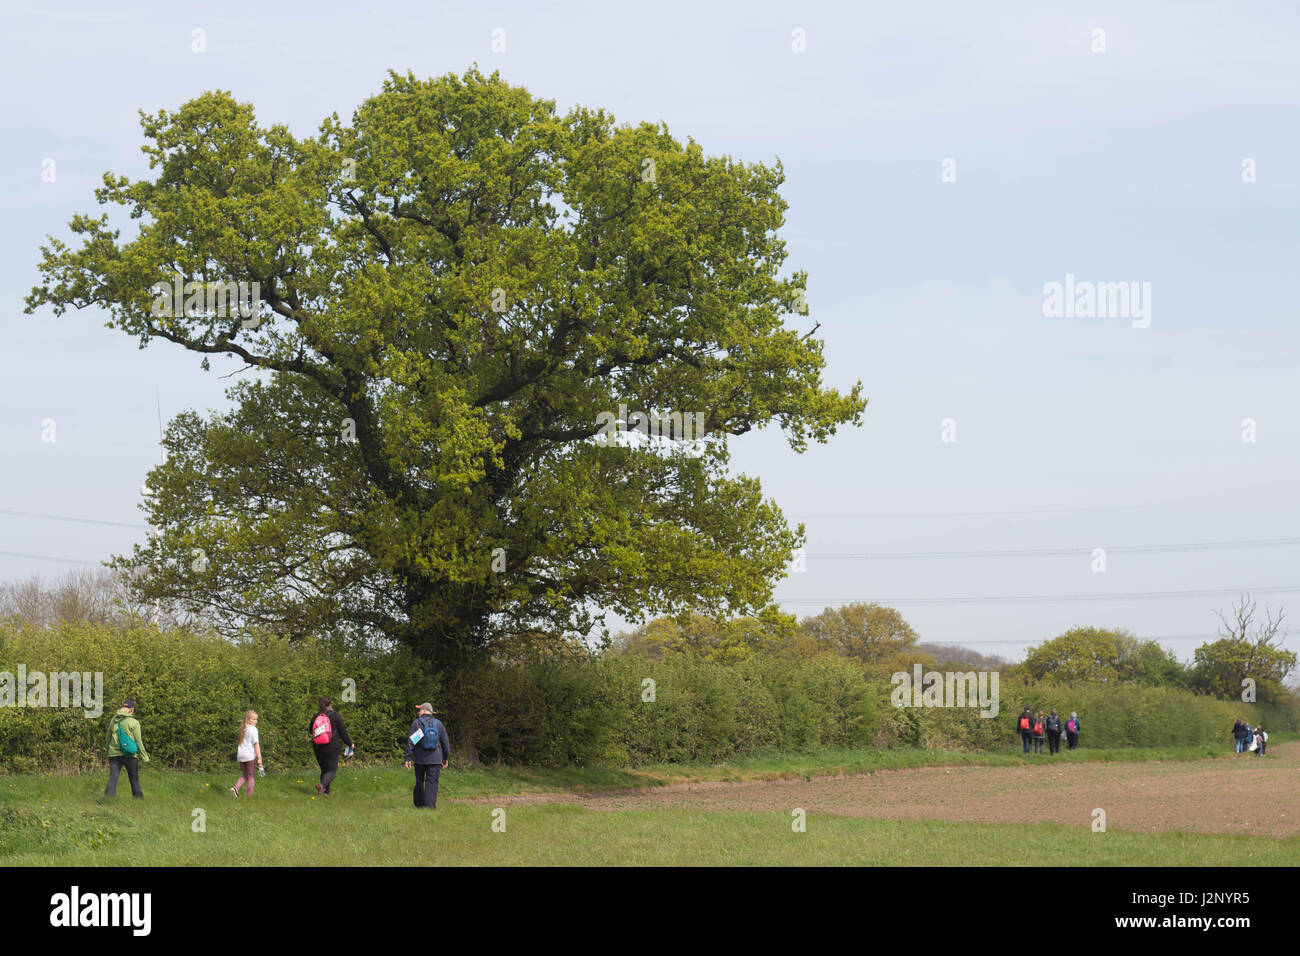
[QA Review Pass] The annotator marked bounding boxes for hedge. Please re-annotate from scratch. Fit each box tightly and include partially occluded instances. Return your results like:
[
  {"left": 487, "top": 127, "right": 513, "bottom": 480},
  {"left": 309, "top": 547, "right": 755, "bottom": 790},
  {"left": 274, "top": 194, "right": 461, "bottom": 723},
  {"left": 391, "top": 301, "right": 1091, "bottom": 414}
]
[
  {"left": 1, "top": 619, "right": 1294, "bottom": 772},
  {"left": 0, "top": 620, "right": 433, "bottom": 772}
]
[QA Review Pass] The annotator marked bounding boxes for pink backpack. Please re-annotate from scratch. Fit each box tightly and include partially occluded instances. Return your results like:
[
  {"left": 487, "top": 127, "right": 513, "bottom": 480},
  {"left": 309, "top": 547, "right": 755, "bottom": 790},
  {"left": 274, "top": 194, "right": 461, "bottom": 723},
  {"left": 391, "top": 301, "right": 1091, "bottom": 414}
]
[{"left": 311, "top": 712, "right": 333, "bottom": 745}]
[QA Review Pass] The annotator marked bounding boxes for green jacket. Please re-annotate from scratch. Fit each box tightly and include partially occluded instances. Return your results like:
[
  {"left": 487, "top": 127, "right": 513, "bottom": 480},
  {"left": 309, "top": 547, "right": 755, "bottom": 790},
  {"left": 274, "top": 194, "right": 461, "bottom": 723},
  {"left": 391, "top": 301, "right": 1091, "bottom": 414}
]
[{"left": 107, "top": 708, "right": 149, "bottom": 762}]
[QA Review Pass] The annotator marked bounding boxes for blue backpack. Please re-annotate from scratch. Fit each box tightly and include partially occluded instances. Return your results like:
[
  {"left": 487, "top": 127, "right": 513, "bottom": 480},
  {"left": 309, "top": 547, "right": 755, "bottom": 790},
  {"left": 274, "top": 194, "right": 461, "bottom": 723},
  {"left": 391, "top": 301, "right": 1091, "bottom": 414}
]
[
  {"left": 114, "top": 716, "right": 138, "bottom": 755},
  {"left": 418, "top": 716, "right": 442, "bottom": 751}
]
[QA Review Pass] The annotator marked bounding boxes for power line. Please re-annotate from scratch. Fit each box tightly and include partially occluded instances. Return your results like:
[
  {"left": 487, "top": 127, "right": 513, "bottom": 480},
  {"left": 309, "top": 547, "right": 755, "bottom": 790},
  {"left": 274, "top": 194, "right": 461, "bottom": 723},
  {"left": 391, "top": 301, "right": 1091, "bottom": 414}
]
[
  {"left": 789, "top": 494, "right": 1300, "bottom": 520},
  {"left": 773, "top": 585, "right": 1300, "bottom": 607},
  {"left": 0, "top": 509, "right": 148, "bottom": 530},
  {"left": 805, "top": 537, "right": 1300, "bottom": 560},
  {"left": 917, "top": 633, "right": 1223, "bottom": 647},
  {"left": 0, "top": 551, "right": 100, "bottom": 566},
  {"left": 3, "top": 504, "right": 1296, "bottom": 560}
]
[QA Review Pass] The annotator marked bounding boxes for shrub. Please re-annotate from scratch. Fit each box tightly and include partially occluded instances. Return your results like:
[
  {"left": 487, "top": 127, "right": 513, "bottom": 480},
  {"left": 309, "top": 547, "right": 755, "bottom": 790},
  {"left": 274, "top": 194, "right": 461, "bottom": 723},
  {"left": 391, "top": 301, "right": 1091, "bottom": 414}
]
[
  {"left": 0, "top": 620, "right": 432, "bottom": 772},
  {"left": 1, "top": 619, "right": 1294, "bottom": 772}
]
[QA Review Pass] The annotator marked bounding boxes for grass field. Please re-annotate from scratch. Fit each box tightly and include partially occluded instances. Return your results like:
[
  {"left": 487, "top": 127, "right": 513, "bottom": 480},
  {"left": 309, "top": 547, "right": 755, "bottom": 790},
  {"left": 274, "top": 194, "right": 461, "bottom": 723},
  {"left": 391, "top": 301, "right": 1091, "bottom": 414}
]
[{"left": 4, "top": 743, "right": 1296, "bottom": 865}]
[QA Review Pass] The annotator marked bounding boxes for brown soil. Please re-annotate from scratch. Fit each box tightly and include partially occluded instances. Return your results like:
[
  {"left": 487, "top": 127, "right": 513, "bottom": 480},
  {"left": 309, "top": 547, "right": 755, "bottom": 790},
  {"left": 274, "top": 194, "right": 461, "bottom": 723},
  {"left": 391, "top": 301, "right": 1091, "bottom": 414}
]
[{"left": 461, "top": 742, "right": 1300, "bottom": 836}]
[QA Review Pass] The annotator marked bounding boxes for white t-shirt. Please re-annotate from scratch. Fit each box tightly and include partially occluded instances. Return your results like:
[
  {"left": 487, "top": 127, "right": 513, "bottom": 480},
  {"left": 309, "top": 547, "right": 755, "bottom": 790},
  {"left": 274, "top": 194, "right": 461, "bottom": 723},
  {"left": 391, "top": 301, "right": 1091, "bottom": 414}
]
[{"left": 237, "top": 724, "right": 259, "bottom": 762}]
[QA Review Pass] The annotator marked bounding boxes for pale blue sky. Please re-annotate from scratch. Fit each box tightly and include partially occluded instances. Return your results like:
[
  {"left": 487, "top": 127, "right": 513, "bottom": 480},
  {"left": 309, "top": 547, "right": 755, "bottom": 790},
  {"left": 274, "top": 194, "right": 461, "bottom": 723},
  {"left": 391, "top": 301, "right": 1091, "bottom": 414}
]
[{"left": 2, "top": 0, "right": 1297, "bottom": 661}]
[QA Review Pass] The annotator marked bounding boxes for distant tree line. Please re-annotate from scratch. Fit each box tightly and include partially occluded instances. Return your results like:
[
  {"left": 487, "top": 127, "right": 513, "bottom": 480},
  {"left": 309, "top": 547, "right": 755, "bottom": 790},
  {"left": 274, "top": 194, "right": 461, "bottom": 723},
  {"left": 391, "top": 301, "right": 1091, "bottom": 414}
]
[{"left": 608, "top": 596, "right": 1295, "bottom": 706}]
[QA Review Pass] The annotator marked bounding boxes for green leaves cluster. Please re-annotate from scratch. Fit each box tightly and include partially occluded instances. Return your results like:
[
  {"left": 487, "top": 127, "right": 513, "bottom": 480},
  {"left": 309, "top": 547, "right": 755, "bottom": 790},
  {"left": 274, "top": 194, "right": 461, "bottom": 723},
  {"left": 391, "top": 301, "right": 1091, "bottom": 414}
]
[
  {"left": 612, "top": 601, "right": 930, "bottom": 673},
  {"left": 1016, "top": 627, "right": 1182, "bottom": 686}
]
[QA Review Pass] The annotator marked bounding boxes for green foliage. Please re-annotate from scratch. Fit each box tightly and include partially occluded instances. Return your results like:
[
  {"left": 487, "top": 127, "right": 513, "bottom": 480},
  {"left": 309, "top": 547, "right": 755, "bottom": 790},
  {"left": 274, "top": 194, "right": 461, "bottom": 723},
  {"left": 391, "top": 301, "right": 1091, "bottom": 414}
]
[
  {"left": 25, "top": 68, "right": 865, "bottom": 673},
  {"left": 1016, "top": 627, "right": 1190, "bottom": 686},
  {"left": 872, "top": 677, "right": 1295, "bottom": 751},
  {"left": 1190, "top": 594, "right": 1295, "bottom": 704},
  {"left": 1192, "top": 637, "right": 1295, "bottom": 705},
  {"left": 795, "top": 602, "right": 931, "bottom": 673},
  {"left": 1131, "top": 638, "right": 1191, "bottom": 688},
  {"left": 2, "top": 619, "right": 1294, "bottom": 773},
  {"left": 449, "top": 651, "right": 876, "bottom": 766},
  {"left": 609, "top": 608, "right": 797, "bottom": 663},
  {"left": 0, "top": 620, "right": 432, "bottom": 772},
  {"left": 445, "top": 654, "right": 618, "bottom": 766}
]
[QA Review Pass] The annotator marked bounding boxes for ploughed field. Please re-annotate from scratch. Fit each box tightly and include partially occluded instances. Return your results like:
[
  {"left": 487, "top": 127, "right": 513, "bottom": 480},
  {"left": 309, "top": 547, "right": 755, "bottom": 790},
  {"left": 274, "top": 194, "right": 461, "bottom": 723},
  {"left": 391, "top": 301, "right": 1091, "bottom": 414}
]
[{"left": 465, "top": 741, "right": 1300, "bottom": 837}]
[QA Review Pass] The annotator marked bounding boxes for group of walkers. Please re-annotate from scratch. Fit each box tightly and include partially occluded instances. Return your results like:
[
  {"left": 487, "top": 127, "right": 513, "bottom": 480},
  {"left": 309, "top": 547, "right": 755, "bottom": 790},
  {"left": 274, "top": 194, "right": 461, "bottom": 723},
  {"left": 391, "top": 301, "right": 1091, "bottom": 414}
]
[
  {"left": 1015, "top": 706, "right": 1080, "bottom": 755},
  {"left": 1231, "top": 717, "right": 1268, "bottom": 757},
  {"left": 104, "top": 696, "right": 451, "bottom": 809}
]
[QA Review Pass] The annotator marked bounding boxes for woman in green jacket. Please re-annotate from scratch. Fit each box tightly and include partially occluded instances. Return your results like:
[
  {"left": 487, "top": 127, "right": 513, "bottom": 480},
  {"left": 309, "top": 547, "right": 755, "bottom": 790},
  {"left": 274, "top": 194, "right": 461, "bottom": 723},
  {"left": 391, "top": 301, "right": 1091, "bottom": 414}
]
[{"left": 106, "top": 699, "right": 149, "bottom": 798}]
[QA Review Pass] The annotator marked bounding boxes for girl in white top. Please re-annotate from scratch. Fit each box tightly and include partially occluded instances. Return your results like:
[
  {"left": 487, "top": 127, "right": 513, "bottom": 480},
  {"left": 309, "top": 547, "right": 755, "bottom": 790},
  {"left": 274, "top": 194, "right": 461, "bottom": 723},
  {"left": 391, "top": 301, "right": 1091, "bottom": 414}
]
[{"left": 231, "top": 711, "right": 263, "bottom": 797}]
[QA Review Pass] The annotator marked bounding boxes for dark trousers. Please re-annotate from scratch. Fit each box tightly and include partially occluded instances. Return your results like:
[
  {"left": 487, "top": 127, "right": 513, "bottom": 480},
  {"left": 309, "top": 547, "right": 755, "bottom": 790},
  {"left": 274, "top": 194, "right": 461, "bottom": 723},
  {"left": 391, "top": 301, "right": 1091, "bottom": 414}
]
[
  {"left": 1032, "top": 735, "right": 1044, "bottom": 753},
  {"left": 413, "top": 763, "right": 441, "bottom": 808},
  {"left": 1047, "top": 731, "right": 1061, "bottom": 754},
  {"left": 314, "top": 745, "right": 339, "bottom": 792},
  {"left": 106, "top": 756, "right": 142, "bottom": 797},
  {"left": 1066, "top": 732, "right": 1078, "bottom": 750},
  {"left": 1021, "top": 731, "right": 1032, "bottom": 753}
]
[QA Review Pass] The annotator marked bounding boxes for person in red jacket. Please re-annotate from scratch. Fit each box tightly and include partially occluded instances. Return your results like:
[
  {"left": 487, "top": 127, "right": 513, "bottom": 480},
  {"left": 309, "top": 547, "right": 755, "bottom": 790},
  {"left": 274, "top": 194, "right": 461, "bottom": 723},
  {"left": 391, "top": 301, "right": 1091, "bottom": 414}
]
[
  {"left": 1032, "top": 711, "right": 1046, "bottom": 754},
  {"left": 1016, "top": 706, "right": 1034, "bottom": 753}
]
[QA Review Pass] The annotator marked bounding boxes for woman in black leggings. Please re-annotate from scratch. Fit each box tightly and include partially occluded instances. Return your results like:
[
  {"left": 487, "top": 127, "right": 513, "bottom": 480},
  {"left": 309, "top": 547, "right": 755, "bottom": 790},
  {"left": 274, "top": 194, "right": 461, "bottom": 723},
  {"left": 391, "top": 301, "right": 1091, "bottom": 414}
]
[{"left": 309, "top": 698, "right": 353, "bottom": 794}]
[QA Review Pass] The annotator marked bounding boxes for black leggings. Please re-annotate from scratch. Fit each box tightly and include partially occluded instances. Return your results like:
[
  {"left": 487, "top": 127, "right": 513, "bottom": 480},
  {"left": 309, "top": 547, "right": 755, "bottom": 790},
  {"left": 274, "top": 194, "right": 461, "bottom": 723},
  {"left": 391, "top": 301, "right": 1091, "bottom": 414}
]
[{"left": 314, "top": 745, "right": 340, "bottom": 792}]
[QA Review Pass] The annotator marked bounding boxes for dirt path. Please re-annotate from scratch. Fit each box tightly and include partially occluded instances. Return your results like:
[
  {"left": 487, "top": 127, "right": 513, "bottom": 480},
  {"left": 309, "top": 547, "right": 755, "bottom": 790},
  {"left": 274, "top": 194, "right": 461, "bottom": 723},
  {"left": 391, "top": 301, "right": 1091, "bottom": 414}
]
[{"left": 462, "top": 742, "right": 1300, "bottom": 836}]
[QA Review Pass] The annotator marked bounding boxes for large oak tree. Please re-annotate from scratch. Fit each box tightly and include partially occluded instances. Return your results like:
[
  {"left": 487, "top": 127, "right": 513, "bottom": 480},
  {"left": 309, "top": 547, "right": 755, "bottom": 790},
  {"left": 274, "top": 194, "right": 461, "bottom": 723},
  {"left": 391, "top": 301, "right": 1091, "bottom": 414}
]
[{"left": 26, "top": 69, "right": 865, "bottom": 676}]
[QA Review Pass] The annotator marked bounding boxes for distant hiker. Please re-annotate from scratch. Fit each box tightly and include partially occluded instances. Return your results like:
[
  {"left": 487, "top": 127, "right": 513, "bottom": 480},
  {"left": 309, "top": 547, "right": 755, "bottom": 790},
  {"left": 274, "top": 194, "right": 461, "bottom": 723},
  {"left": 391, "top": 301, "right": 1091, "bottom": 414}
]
[
  {"left": 1032, "top": 711, "right": 1046, "bottom": 754},
  {"left": 309, "top": 698, "right": 353, "bottom": 795},
  {"left": 404, "top": 702, "right": 451, "bottom": 809},
  {"left": 1017, "top": 706, "right": 1034, "bottom": 754},
  {"left": 1233, "top": 718, "right": 1250, "bottom": 756},
  {"left": 1065, "top": 712, "right": 1080, "bottom": 751},
  {"left": 1255, "top": 726, "right": 1267, "bottom": 756},
  {"left": 106, "top": 699, "right": 149, "bottom": 798},
  {"left": 1045, "top": 709, "right": 1062, "bottom": 755},
  {"left": 231, "top": 710, "right": 263, "bottom": 798}
]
